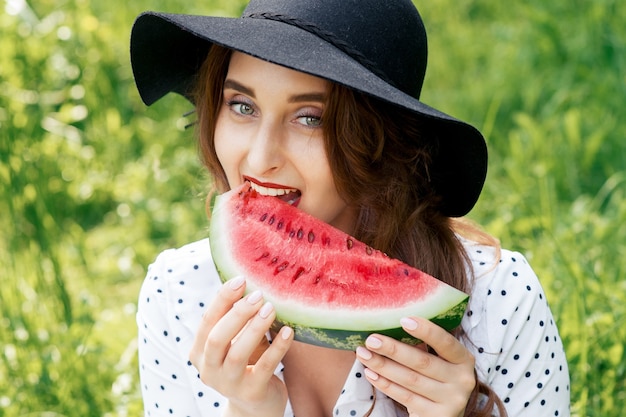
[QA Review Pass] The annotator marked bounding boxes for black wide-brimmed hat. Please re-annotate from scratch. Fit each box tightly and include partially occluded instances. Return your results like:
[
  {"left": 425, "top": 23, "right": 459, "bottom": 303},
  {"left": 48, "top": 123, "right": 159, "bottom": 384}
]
[{"left": 130, "top": 0, "right": 487, "bottom": 217}]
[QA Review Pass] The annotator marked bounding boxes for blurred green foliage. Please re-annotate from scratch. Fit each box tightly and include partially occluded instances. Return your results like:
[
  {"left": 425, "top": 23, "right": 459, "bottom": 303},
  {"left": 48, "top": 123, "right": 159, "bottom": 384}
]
[{"left": 0, "top": 0, "right": 624, "bottom": 415}]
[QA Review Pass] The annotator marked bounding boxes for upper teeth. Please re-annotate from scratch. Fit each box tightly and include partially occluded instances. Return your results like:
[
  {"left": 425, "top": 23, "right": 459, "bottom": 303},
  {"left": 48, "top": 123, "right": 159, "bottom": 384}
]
[{"left": 249, "top": 181, "right": 297, "bottom": 197}]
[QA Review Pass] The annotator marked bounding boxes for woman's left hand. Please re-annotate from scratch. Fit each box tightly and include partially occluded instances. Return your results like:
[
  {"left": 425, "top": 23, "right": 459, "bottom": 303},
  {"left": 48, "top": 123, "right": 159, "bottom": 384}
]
[{"left": 355, "top": 316, "right": 476, "bottom": 417}]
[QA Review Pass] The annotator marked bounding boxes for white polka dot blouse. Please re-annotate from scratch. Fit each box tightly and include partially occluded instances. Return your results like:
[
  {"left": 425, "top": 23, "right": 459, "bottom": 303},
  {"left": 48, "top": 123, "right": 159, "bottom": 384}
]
[{"left": 136, "top": 238, "right": 570, "bottom": 416}]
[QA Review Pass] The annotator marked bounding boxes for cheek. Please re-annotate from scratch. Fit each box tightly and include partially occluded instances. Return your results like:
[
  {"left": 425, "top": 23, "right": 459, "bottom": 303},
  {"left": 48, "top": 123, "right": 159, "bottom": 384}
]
[
  {"left": 213, "top": 135, "right": 227, "bottom": 166},
  {"left": 213, "top": 125, "right": 243, "bottom": 191},
  {"left": 214, "top": 114, "right": 236, "bottom": 170}
]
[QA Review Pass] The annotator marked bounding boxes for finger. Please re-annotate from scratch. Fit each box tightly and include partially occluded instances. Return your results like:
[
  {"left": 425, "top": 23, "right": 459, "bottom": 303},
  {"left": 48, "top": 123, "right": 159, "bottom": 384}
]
[
  {"left": 248, "top": 335, "right": 271, "bottom": 365},
  {"left": 400, "top": 317, "right": 474, "bottom": 366},
  {"left": 252, "top": 325, "right": 294, "bottom": 382},
  {"left": 225, "top": 301, "right": 276, "bottom": 367},
  {"left": 361, "top": 362, "right": 471, "bottom": 416},
  {"left": 358, "top": 324, "right": 474, "bottom": 384},
  {"left": 360, "top": 332, "right": 450, "bottom": 383},
  {"left": 189, "top": 276, "right": 246, "bottom": 365},
  {"left": 360, "top": 367, "right": 435, "bottom": 413},
  {"left": 201, "top": 289, "right": 266, "bottom": 370},
  {"left": 356, "top": 344, "right": 441, "bottom": 400}
]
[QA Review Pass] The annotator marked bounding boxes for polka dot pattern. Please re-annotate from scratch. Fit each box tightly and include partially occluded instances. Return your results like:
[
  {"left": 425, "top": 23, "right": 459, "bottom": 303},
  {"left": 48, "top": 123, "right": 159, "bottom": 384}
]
[
  {"left": 137, "top": 242, "right": 224, "bottom": 416},
  {"left": 137, "top": 238, "right": 570, "bottom": 416},
  {"left": 461, "top": 239, "right": 570, "bottom": 416}
]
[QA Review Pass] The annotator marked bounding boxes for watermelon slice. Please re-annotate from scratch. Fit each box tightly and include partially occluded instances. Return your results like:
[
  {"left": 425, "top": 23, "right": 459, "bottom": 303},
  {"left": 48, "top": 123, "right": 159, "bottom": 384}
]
[{"left": 209, "top": 183, "right": 469, "bottom": 350}]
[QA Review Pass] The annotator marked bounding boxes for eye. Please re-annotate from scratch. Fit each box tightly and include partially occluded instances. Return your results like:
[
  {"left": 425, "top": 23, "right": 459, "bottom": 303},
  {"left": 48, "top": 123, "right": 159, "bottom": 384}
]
[
  {"left": 225, "top": 97, "right": 255, "bottom": 116},
  {"left": 231, "top": 102, "right": 254, "bottom": 116},
  {"left": 296, "top": 115, "right": 322, "bottom": 128}
]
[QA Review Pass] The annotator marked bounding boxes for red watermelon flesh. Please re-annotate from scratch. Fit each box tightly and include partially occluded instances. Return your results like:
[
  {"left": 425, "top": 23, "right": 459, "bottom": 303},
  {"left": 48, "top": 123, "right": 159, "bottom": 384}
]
[{"left": 209, "top": 183, "right": 469, "bottom": 349}]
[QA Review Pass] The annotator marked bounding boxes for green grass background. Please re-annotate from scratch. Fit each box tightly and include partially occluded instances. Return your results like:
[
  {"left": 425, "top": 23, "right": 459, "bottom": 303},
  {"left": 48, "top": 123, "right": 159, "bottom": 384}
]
[{"left": 1, "top": 0, "right": 624, "bottom": 415}]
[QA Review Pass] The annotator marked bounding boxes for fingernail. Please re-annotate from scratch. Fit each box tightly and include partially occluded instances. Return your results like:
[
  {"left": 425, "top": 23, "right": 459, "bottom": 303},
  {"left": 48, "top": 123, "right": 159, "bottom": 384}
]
[
  {"left": 356, "top": 346, "right": 372, "bottom": 360},
  {"left": 365, "top": 336, "right": 382, "bottom": 349},
  {"left": 247, "top": 290, "right": 263, "bottom": 304},
  {"left": 281, "top": 326, "right": 293, "bottom": 340},
  {"left": 258, "top": 301, "right": 273, "bottom": 318},
  {"left": 364, "top": 368, "right": 379, "bottom": 381},
  {"left": 229, "top": 276, "right": 245, "bottom": 290},
  {"left": 400, "top": 317, "right": 419, "bottom": 330}
]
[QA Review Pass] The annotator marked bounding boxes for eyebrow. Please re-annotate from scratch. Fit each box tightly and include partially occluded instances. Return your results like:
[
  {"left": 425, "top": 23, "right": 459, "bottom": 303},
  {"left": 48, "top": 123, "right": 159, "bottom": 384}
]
[
  {"left": 223, "top": 79, "right": 255, "bottom": 97},
  {"left": 223, "top": 79, "right": 327, "bottom": 103}
]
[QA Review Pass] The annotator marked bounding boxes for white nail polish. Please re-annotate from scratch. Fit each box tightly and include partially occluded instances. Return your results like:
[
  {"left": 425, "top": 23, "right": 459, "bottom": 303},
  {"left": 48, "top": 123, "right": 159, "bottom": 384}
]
[
  {"left": 356, "top": 346, "right": 372, "bottom": 360},
  {"left": 229, "top": 276, "right": 245, "bottom": 290},
  {"left": 281, "top": 327, "right": 293, "bottom": 340},
  {"left": 247, "top": 290, "right": 263, "bottom": 304},
  {"left": 258, "top": 301, "right": 273, "bottom": 318},
  {"left": 400, "top": 317, "right": 419, "bottom": 330}
]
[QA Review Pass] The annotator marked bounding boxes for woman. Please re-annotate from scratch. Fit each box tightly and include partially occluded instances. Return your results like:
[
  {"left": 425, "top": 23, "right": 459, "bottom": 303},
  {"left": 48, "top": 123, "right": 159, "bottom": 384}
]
[{"left": 130, "top": 1, "right": 570, "bottom": 416}]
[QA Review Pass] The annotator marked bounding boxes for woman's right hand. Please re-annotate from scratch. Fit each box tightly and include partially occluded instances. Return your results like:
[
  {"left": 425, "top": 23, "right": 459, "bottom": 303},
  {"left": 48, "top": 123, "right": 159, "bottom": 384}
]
[{"left": 189, "top": 276, "right": 294, "bottom": 417}]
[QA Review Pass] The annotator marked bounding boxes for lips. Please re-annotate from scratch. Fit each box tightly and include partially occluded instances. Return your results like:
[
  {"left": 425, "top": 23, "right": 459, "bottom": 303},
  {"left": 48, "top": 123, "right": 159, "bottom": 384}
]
[{"left": 245, "top": 177, "right": 301, "bottom": 206}]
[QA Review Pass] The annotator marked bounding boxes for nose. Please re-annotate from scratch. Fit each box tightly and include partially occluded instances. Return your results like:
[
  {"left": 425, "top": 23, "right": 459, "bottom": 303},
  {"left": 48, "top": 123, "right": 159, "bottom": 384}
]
[{"left": 245, "top": 120, "right": 283, "bottom": 176}]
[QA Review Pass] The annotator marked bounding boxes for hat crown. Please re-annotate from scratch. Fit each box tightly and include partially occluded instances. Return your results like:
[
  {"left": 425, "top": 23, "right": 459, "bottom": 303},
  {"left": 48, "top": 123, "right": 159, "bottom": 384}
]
[
  {"left": 242, "top": 0, "right": 427, "bottom": 98},
  {"left": 130, "top": 0, "right": 486, "bottom": 217}
]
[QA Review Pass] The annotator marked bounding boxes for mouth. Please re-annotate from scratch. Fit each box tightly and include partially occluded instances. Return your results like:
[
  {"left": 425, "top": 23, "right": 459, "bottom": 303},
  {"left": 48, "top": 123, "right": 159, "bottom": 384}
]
[{"left": 245, "top": 179, "right": 302, "bottom": 206}]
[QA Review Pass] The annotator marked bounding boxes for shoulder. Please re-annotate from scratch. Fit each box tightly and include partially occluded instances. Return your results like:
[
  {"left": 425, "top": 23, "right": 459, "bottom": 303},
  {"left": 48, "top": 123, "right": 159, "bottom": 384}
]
[
  {"left": 461, "top": 238, "right": 545, "bottom": 330},
  {"left": 459, "top": 239, "right": 570, "bottom": 415},
  {"left": 136, "top": 239, "right": 230, "bottom": 414},
  {"left": 148, "top": 238, "right": 214, "bottom": 275},
  {"left": 460, "top": 238, "right": 552, "bottom": 355},
  {"left": 138, "top": 238, "right": 222, "bottom": 335}
]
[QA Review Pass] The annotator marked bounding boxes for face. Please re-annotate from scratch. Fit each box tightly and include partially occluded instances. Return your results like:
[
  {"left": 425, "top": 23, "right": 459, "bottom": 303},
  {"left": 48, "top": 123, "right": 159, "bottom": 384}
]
[{"left": 214, "top": 52, "right": 356, "bottom": 233}]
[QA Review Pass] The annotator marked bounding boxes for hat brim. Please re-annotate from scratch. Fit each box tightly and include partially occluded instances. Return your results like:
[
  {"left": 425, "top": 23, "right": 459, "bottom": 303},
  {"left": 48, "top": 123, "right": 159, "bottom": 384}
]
[{"left": 130, "top": 12, "right": 487, "bottom": 217}]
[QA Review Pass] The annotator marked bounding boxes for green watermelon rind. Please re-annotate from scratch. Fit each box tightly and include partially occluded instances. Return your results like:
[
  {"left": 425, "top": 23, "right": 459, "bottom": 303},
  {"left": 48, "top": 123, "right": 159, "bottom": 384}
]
[{"left": 270, "top": 296, "right": 468, "bottom": 350}]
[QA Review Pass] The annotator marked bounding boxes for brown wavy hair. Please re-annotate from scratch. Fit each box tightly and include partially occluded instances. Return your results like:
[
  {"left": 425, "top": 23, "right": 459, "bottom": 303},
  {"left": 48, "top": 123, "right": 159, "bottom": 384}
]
[{"left": 193, "top": 44, "right": 506, "bottom": 417}]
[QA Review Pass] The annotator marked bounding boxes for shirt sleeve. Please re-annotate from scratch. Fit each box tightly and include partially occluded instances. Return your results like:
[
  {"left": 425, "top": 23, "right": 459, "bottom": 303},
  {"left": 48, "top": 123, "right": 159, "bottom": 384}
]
[
  {"left": 462, "top": 246, "right": 570, "bottom": 417},
  {"left": 136, "top": 240, "right": 228, "bottom": 416}
]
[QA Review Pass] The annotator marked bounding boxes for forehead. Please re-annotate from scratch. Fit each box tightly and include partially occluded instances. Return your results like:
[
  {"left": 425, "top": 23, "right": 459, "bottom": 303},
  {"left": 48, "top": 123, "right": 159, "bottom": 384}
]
[{"left": 226, "top": 51, "right": 330, "bottom": 93}]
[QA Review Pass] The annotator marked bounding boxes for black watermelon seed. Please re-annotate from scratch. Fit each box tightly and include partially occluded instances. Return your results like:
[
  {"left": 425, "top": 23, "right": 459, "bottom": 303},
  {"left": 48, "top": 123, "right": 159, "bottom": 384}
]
[
  {"left": 308, "top": 231, "right": 315, "bottom": 243},
  {"left": 255, "top": 252, "right": 270, "bottom": 261},
  {"left": 292, "top": 267, "right": 306, "bottom": 282},
  {"left": 260, "top": 213, "right": 268, "bottom": 222},
  {"left": 297, "top": 228, "right": 304, "bottom": 239},
  {"left": 275, "top": 261, "right": 289, "bottom": 274},
  {"left": 268, "top": 215, "right": 275, "bottom": 225}
]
